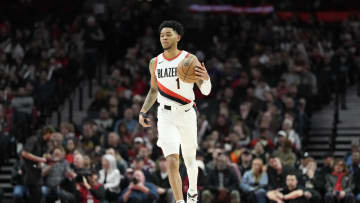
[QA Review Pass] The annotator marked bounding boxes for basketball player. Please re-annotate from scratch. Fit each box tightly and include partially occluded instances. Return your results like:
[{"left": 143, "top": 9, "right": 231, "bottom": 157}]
[{"left": 139, "top": 20, "right": 211, "bottom": 203}]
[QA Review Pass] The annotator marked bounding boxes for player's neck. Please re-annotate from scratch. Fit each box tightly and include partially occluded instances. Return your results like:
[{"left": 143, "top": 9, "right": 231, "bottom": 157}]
[{"left": 163, "top": 47, "right": 180, "bottom": 59}]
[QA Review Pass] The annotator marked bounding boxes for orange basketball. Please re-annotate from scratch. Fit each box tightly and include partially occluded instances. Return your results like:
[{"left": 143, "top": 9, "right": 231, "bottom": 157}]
[{"left": 177, "top": 56, "right": 200, "bottom": 83}]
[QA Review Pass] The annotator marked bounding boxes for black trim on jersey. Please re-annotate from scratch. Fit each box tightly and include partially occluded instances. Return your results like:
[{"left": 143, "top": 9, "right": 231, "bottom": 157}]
[{"left": 158, "top": 88, "right": 187, "bottom": 105}]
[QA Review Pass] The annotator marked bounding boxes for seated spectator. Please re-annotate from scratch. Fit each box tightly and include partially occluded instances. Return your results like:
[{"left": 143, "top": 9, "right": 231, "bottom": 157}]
[
  {"left": 345, "top": 143, "right": 360, "bottom": 173},
  {"left": 114, "top": 108, "right": 138, "bottom": 134},
  {"left": 75, "top": 170, "right": 105, "bottom": 203},
  {"left": 137, "top": 146, "right": 156, "bottom": 173},
  {"left": 267, "top": 173, "right": 306, "bottom": 203},
  {"left": 238, "top": 149, "right": 253, "bottom": 175},
  {"left": 98, "top": 154, "right": 121, "bottom": 202},
  {"left": 299, "top": 158, "right": 322, "bottom": 203},
  {"left": 41, "top": 147, "right": 74, "bottom": 203},
  {"left": 319, "top": 154, "right": 335, "bottom": 178},
  {"left": 240, "top": 158, "right": 268, "bottom": 203},
  {"left": 64, "top": 138, "right": 76, "bottom": 164},
  {"left": 249, "top": 128, "right": 275, "bottom": 152},
  {"left": 94, "top": 108, "right": 114, "bottom": 132},
  {"left": 354, "top": 160, "right": 360, "bottom": 203},
  {"left": 152, "top": 157, "right": 176, "bottom": 203},
  {"left": 119, "top": 169, "right": 159, "bottom": 203},
  {"left": 231, "top": 121, "right": 252, "bottom": 148},
  {"left": 231, "top": 101, "right": 257, "bottom": 130},
  {"left": 251, "top": 142, "right": 269, "bottom": 163},
  {"left": 267, "top": 156, "right": 298, "bottom": 191},
  {"left": 273, "top": 138, "right": 297, "bottom": 167},
  {"left": 105, "top": 147, "right": 128, "bottom": 174},
  {"left": 279, "top": 118, "right": 301, "bottom": 151},
  {"left": 202, "top": 153, "right": 241, "bottom": 203},
  {"left": 59, "top": 122, "right": 76, "bottom": 139},
  {"left": 324, "top": 159, "right": 355, "bottom": 203}
]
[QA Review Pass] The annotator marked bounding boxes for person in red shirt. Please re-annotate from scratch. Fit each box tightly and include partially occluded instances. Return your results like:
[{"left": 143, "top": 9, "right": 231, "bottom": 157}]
[{"left": 76, "top": 170, "right": 105, "bottom": 203}]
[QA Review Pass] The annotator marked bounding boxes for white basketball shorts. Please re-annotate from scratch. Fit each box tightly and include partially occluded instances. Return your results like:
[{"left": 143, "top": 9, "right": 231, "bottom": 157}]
[{"left": 156, "top": 104, "right": 198, "bottom": 157}]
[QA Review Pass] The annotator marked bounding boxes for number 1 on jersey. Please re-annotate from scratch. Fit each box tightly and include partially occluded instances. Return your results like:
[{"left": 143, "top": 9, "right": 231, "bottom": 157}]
[{"left": 176, "top": 78, "right": 180, "bottom": 89}]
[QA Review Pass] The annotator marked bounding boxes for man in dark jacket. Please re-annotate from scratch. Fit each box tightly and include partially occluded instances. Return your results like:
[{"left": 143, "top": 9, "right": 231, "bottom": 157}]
[
  {"left": 299, "top": 158, "right": 323, "bottom": 203},
  {"left": 201, "top": 153, "right": 240, "bottom": 203},
  {"left": 151, "top": 157, "right": 175, "bottom": 203},
  {"left": 21, "top": 126, "right": 54, "bottom": 202}
]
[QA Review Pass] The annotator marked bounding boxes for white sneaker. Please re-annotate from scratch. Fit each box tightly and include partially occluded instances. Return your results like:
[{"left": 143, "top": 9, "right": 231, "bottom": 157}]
[{"left": 187, "top": 192, "right": 198, "bottom": 203}]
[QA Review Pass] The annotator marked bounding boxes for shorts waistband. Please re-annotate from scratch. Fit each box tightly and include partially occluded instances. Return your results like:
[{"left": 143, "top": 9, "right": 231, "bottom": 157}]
[{"left": 159, "top": 101, "right": 194, "bottom": 112}]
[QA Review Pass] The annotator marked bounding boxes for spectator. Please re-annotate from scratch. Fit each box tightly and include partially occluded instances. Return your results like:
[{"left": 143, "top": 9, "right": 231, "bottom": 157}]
[
  {"left": 354, "top": 161, "right": 360, "bottom": 203},
  {"left": 137, "top": 146, "right": 156, "bottom": 173},
  {"left": 324, "top": 159, "right": 355, "bottom": 203},
  {"left": 152, "top": 157, "right": 176, "bottom": 203},
  {"left": 64, "top": 138, "right": 76, "bottom": 164},
  {"left": 119, "top": 169, "right": 159, "bottom": 203},
  {"left": 41, "top": 147, "right": 74, "bottom": 203},
  {"left": 249, "top": 128, "right": 275, "bottom": 152},
  {"left": 267, "top": 156, "right": 298, "bottom": 191},
  {"left": 267, "top": 172, "right": 306, "bottom": 203},
  {"left": 279, "top": 118, "right": 301, "bottom": 151},
  {"left": 299, "top": 158, "right": 322, "bottom": 203},
  {"left": 251, "top": 142, "right": 269, "bottom": 163},
  {"left": 105, "top": 147, "right": 128, "bottom": 174},
  {"left": 75, "top": 170, "right": 105, "bottom": 203},
  {"left": 95, "top": 108, "right": 114, "bottom": 132},
  {"left": 273, "top": 138, "right": 297, "bottom": 167},
  {"left": 231, "top": 121, "right": 252, "bottom": 148},
  {"left": 114, "top": 108, "right": 138, "bottom": 134},
  {"left": 59, "top": 122, "right": 76, "bottom": 139},
  {"left": 240, "top": 158, "right": 268, "bottom": 203},
  {"left": 202, "top": 153, "right": 241, "bottom": 203},
  {"left": 83, "top": 15, "right": 104, "bottom": 79},
  {"left": 98, "top": 154, "right": 121, "bottom": 202},
  {"left": 238, "top": 149, "right": 253, "bottom": 175}
]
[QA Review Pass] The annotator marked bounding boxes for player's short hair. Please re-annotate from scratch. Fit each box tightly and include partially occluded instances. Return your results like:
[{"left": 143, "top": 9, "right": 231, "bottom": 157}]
[{"left": 159, "top": 20, "right": 184, "bottom": 36}]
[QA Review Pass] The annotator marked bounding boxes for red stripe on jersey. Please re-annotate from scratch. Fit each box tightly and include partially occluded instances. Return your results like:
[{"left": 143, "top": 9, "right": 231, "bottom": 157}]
[
  {"left": 163, "top": 50, "right": 183, "bottom": 61},
  {"left": 157, "top": 81, "right": 192, "bottom": 104}
]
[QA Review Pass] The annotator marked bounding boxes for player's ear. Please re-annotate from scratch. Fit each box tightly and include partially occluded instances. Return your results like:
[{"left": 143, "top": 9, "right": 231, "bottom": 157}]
[{"left": 177, "top": 34, "right": 181, "bottom": 42}]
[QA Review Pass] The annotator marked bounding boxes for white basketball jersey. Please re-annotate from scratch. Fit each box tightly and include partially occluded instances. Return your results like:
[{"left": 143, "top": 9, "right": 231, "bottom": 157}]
[{"left": 155, "top": 50, "right": 195, "bottom": 106}]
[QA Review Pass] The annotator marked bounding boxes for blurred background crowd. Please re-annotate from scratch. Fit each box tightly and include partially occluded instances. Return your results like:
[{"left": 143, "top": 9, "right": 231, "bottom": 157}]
[{"left": 1, "top": 0, "right": 360, "bottom": 203}]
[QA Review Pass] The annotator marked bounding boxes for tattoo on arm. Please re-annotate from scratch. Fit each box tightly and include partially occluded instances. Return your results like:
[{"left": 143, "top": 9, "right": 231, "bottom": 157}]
[{"left": 140, "top": 88, "right": 157, "bottom": 113}]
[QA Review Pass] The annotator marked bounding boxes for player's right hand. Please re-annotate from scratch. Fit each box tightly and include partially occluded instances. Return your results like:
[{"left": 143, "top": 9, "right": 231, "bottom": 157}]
[{"left": 139, "top": 113, "right": 152, "bottom": 127}]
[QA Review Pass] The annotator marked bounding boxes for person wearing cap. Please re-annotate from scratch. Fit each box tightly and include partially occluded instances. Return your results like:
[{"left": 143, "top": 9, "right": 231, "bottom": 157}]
[
  {"left": 238, "top": 148, "right": 254, "bottom": 176},
  {"left": 273, "top": 138, "right": 297, "bottom": 167},
  {"left": 21, "top": 125, "right": 54, "bottom": 202}
]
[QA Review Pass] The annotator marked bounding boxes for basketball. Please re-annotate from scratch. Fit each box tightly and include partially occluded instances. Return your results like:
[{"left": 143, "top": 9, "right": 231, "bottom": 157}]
[{"left": 177, "top": 56, "right": 200, "bottom": 83}]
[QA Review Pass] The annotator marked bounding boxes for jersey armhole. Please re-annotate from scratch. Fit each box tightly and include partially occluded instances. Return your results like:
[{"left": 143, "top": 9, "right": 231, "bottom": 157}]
[{"left": 153, "top": 56, "right": 158, "bottom": 72}]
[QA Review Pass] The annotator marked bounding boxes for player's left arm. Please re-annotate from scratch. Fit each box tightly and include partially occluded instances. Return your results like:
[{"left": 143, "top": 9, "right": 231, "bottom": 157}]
[{"left": 191, "top": 55, "right": 211, "bottom": 96}]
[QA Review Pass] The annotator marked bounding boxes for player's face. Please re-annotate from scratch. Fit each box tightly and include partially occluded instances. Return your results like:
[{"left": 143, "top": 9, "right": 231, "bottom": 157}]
[{"left": 160, "top": 27, "right": 180, "bottom": 50}]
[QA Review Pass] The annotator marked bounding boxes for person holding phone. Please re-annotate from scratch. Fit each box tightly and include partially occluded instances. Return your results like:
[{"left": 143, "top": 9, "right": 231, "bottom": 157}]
[{"left": 119, "top": 170, "right": 158, "bottom": 203}]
